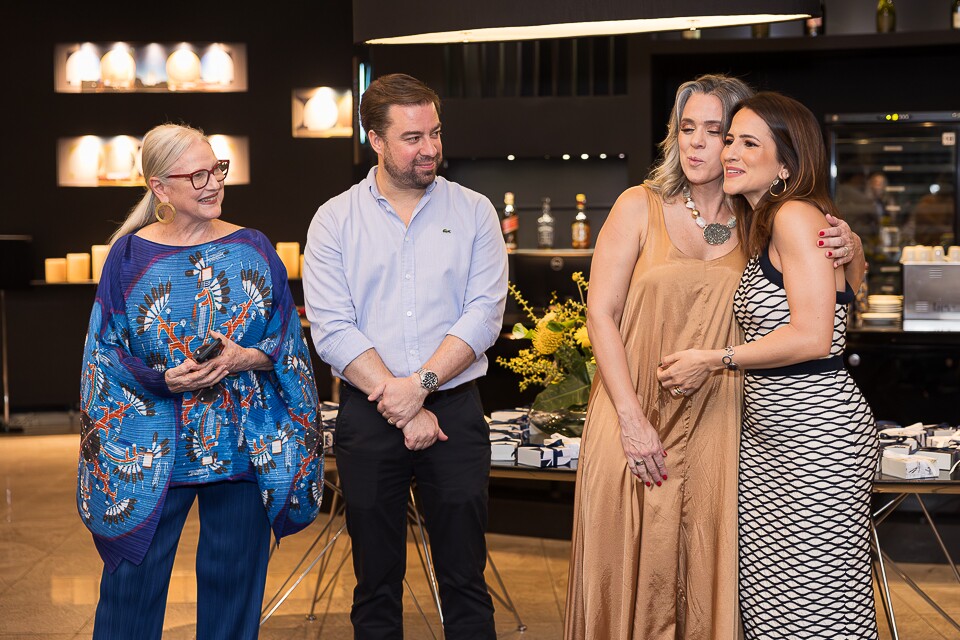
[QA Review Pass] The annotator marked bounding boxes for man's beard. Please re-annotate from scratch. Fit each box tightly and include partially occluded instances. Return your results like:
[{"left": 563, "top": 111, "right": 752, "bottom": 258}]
[{"left": 383, "top": 151, "right": 441, "bottom": 189}]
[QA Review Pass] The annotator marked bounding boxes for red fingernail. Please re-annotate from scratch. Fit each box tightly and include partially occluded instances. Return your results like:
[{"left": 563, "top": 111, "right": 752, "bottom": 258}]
[
  {"left": 826, "top": 251, "right": 833, "bottom": 257},
  {"left": 656, "top": 481, "right": 662, "bottom": 486},
  {"left": 662, "top": 474, "right": 668, "bottom": 480},
  {"left": 645, "top": 482, "right": 651, "bottom": 487},
  {"left": 819, "top": 231, "right": 825, "bottom": 237},
  {"left": 818, "top": 240, "right": 824, "bottom": 247}
]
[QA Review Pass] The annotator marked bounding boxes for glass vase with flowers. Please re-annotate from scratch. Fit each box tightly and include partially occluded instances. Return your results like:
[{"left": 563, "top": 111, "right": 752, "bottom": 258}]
[{"left": 496, "top": 272, "right": 594, "bottom": 437}]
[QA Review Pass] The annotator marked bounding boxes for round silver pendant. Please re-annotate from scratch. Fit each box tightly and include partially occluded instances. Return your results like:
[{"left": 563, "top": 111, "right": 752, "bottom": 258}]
[{"left": 703, "top": 223, "right": 732, "bottom": 245}]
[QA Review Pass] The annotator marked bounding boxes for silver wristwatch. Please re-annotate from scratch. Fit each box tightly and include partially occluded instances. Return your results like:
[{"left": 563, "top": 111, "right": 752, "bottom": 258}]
[{"left": 416, "top": 368, "right": 440, "bottom": 392}]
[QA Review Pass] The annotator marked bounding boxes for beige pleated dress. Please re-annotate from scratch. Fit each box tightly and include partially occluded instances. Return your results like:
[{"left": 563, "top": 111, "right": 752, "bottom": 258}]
[{"left": 565, "top": 186, "right": 746, "bottom": 640}]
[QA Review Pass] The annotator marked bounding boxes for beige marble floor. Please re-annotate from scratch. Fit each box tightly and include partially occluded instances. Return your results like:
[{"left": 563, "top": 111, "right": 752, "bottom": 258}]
[{"left": 1, "top": 434, "right": 958, "bottom": 639}]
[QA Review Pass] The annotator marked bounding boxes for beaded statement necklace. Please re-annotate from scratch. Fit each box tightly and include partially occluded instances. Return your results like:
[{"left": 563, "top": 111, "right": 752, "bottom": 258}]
[{"left": 681, "top": 186, "right": 737, "bottom": 245}]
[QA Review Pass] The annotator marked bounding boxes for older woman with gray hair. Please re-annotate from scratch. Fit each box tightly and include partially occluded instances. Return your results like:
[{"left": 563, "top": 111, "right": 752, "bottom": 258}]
[
  {"left": 564, "top": 75, "right": 861, "bottom": 639},
  {"left": 77, "top": 123, "right": 323, "bottom": 639}
]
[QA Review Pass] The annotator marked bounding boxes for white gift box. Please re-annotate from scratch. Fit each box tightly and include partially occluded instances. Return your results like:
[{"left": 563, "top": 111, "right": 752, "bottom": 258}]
[
  {"left": 322, "top": 429, "right": 335, "bottom": 450},
  {"left": 491, "top": 441, "right": 519, "bottom": 462},
  {"left": 925, "top": 425, "right": 957, "bottom": 438},
  {"left": 926, "top": 435, "right": 960, "bottom": 450},
  {"left": 882, "top": 444, "right": 915, "bottom": 457},
  {"left": 915, "top": 447, "right": 960, "bottom": 472},
  {"left": 544, "top": 435, "right": 581, "bottom": 458},
  {"left": 517, "top": 445, "right": 577, "bottom": 468},
  {"left": 881, "top": 453, "right": 939, "bottom": 479}
]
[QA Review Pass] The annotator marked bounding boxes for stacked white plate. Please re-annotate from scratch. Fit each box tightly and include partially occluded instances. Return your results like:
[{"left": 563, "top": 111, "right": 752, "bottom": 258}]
[{"left": 862, "top": 295, "right": 902, "bottom": 325}]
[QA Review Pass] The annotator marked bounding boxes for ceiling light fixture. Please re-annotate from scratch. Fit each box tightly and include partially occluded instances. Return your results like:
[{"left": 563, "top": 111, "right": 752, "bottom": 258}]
[{"left": 353, "top": 1, "right": 819, "bottom": 44}]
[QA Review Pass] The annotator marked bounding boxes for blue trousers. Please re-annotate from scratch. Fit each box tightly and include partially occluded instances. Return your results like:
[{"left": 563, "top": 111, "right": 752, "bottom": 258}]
[{"left": 93, "top": 480, "right": 271, "bottom": 640}]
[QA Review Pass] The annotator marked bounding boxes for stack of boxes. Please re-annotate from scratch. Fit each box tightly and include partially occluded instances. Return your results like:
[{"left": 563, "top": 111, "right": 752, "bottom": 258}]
[{"left": 878, "top": 422, "right": 960, "bottom": 479}]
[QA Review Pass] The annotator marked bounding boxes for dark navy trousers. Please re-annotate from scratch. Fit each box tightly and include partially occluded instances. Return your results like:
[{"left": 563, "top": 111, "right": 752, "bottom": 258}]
[
  {"left": 336, "top": 381, "right": 497, "bottom": 640},
  {"left": 93, "top": 480, "right": 271, "bottom": 640}
]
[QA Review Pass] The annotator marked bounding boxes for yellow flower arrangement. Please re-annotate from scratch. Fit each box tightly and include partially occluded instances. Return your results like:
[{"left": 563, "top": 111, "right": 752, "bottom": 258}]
[{"left": 497, "top": 272, "right": 596, "bottom": 413}]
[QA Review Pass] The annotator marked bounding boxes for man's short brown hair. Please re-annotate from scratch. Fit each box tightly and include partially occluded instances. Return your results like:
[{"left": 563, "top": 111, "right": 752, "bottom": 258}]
[{"left": 359, "top": 73, "right": 441, "bottom": 137}]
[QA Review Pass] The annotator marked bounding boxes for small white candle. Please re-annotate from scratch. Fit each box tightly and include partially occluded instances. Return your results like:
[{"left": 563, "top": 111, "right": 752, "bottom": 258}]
[
  {"left": 276, "top": 242, "right": 300, "bottom": 279},
  {"left": 45, "top": 258, "right": 67, "bottom": 283},
  {"left": 66, "top": 252, "right": 91, "bottom": 282},
  {"left": 91, "top": 244, "right": 111, "bottom": 282}
]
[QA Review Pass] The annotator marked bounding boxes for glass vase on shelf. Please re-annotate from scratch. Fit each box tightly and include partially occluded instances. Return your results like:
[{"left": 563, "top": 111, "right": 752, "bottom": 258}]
[{"left": 528, "top": 407, "right": 588, "bottom": 439}]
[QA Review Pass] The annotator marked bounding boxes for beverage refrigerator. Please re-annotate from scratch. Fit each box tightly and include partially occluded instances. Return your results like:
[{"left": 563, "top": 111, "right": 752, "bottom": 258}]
[{"left": 825, "top": 111, "right": 960, "bottom": 296}]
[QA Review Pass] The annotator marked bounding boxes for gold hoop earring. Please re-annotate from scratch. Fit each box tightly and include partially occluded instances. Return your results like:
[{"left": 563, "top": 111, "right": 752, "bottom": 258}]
[
  {"left": 155, "top": 202, "right": 176, "bottom": 224},
  {"left": 769, "top": 177, "right": 787, "bottom": 197}
]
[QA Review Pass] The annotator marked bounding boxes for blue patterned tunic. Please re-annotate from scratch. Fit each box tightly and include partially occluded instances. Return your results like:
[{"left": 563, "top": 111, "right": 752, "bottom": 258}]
[{"left": 77, "top": 228, "right": 324, "bottom": 571}]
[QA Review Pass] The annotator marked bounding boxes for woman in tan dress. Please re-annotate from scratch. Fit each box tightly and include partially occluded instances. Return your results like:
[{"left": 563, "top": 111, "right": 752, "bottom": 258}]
[{"left": 564, "top": 75, "right": 860, "bottom": 639}]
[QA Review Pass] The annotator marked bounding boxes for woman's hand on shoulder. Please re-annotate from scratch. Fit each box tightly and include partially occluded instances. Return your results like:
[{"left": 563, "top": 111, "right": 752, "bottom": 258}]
[
  {"left": 773, "top": 200, "right": 831, "bottom": 253},
  {"left": 817, "top": 213, "right": 863, "bottom": 269}
]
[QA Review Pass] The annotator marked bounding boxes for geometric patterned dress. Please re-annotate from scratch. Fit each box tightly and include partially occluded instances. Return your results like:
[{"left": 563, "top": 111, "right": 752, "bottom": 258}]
[
  {"left": 734, "top": 249, "right": 879, "bottom": 639},
  {"left": 77, "top": 228, "right": 324, "bottom": 572}
]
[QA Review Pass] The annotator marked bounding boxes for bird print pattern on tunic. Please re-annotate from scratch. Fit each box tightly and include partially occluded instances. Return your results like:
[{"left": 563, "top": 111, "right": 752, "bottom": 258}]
[{"left": 77, "top": 229, "right": 323, "bottom": 571}]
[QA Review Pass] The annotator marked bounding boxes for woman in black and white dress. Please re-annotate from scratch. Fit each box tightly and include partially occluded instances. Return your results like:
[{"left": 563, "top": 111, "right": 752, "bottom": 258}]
[{"left": 658, "top": 91, "right": 878, "bottom": 639}]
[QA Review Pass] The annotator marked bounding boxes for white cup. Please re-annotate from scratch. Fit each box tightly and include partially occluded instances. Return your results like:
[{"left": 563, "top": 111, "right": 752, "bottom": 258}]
[
  {"left": 900, "top": 246, "right": 917, "bottom": 263},
  {"left": 932, "top": 246, "right": 945, "bottom": 261},
  {"left": 915, "top": 245, "right": 933, "bottom": 262},
  {"left": 948, "top": 246, "right": 960, "bottom": 262}
]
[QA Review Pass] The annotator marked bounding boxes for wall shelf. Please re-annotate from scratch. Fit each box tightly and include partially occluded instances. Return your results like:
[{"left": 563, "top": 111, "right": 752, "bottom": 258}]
[
  {"left": 56, "top": 134, "right": 250, "bottom": 187},
  {"left": 55, "top": 42, "right": 248, "bottom": 93}
]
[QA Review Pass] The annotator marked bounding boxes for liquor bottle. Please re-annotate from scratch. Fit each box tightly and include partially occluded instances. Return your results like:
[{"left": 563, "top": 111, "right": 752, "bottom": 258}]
[
  {"left": 537, "top": 197, "right": 555, "bottom": 249},
  {"left": 501, "top": 191, "right": 518, "bottom": 250},
  {"left": 805, "top": 2, "right": 825, "bottom": 36},
  {"left": 876, "top": 0, "right": 896, "bottom": 33},
  {"left": 571, "top": 193, "right": 591, "bottom": 249},
  {"left": 953, "top": 0, "right": 960, "bottom": 29},
  {"left": 751, "top": 23, "right": 770, "bottom": 39}
]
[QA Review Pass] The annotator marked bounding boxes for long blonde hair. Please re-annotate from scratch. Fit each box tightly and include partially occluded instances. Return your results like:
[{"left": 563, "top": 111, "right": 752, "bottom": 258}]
[
  {"left": 645, "top": 74, "right": 754, "bottom": 201},
  {"left": 108, "top": 124, "right": 209, "bottom": 243}
]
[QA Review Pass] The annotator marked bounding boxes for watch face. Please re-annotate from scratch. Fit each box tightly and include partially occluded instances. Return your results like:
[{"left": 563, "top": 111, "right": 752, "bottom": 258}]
[{"left": 420, "top": 369, "right": 439, "bottom": 390}]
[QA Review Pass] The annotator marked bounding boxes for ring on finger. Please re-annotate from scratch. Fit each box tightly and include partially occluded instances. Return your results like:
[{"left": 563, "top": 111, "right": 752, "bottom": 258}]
[{"left": 671, "top": 386, "right": 684, "bottom": 397}]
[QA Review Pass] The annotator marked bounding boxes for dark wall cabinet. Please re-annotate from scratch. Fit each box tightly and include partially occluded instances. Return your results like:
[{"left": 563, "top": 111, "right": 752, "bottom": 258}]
[{"left": 846, "top": 330, "right": 960, "bottom": 424}]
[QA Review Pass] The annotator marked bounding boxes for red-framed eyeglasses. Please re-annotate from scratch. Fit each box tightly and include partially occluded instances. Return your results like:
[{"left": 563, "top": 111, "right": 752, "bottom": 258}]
[{"left": 167, "top": 159, "right": 230, "bottom": 190}]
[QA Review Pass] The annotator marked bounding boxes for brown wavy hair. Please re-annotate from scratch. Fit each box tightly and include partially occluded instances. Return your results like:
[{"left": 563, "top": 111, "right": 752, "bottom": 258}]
[
  {"left": 730, "top": 92, "right": 840, "bottom": 257},
  {"left": 359, "top": 73, "right": 441, "bottom": 137}
]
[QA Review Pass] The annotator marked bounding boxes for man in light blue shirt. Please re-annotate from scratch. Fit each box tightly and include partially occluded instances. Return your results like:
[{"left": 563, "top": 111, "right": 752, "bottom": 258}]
[{"left": 303, "top": 73, "right": 506, "bottom": 639}]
